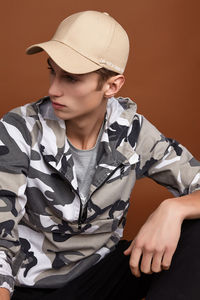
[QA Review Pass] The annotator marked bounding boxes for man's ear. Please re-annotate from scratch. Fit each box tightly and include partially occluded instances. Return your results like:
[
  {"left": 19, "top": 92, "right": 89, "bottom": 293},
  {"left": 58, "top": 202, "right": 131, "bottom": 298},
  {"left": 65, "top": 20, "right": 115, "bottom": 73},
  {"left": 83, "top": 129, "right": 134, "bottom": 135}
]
[{"left": 104, "top": 75, "right": 125, "bottom": 98}]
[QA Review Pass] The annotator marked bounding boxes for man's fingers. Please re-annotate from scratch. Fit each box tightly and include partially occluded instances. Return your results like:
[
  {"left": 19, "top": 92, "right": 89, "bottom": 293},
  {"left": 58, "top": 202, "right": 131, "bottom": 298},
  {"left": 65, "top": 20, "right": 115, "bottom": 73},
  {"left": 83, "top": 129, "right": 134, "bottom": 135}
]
[
  {"left": 140, "top": 251, "right": 154, "bottom": 274},
  {"left": 124, "top": 240, "right": 143, "bottom": 277},
  {"left": 129, "top": 247, "right": 142, "bottom": 277},
  {"left": 124, "top": 240, "right": 135, "bottom": 255},
  {"left": 125, "top": 240, "right": 175, "bottom": 277},
  {"left": 151, "top": 251, "right": 164, "bottom": 273},
  {"left": 123, "top": 246, "right": 132, "bottom": 256},
  {"left": 161, "top": 247, "right": 174, "bottom": 270}
]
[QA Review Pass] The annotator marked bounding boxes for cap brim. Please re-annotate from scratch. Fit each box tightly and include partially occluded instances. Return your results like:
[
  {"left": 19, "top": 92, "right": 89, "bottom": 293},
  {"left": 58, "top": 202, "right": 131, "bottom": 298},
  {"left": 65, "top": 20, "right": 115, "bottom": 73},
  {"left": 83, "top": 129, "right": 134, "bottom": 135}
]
[{"left": 26, "top": 40, "right": 102, "bottom": 74}]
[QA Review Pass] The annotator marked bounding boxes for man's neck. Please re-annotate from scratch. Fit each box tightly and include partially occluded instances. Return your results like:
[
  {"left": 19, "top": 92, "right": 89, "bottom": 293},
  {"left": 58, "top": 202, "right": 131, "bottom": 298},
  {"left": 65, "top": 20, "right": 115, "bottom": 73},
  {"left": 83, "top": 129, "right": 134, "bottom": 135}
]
[{"left": 65, "top": 107, "right": 106, "bottom": 150}]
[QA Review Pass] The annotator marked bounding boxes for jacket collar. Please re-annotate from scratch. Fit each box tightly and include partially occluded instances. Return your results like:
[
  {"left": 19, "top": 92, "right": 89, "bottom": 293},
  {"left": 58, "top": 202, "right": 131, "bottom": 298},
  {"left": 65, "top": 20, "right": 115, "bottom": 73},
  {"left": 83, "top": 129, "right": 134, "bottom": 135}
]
[{"left": 32, "top": 96, "right": 140, "bottom": 189}]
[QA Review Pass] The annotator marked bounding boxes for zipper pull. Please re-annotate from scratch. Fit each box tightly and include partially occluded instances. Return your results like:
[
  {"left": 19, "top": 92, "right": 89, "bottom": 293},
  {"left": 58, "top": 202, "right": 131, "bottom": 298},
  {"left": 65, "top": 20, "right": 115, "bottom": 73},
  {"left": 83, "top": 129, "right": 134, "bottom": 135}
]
[
  {"left": 78, "top": 203, "right": 88, "bottom": 230},
  {"left": 81, "top": 205, "right": 88, "bottom": 223}
]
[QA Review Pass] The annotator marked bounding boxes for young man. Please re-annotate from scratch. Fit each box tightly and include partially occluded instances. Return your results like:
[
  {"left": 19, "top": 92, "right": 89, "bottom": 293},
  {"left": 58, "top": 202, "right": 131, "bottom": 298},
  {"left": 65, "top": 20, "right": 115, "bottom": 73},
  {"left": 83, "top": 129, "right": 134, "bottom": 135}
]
[{"left": 0, "top": 10, "right": 200, "bottom": 300}]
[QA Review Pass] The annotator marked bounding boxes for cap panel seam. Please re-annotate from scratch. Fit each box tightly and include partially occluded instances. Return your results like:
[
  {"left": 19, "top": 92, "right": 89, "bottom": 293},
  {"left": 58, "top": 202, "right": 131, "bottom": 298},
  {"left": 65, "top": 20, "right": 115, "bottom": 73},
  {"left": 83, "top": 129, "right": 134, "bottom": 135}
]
[
  {"left": 103, "top": 20, "right": 116, "bottom": 56},
  {"left": 51, "top": 39, "right": 101, "bottom": 68},
  {"left": 98, "top": 21, "right": 124, "bottom": 73}
]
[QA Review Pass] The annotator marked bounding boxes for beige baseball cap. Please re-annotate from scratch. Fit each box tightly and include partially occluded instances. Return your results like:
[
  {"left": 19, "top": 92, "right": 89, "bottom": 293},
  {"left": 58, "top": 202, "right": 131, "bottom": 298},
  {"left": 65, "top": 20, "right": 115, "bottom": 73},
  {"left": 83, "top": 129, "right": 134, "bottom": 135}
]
[{"left": 26, "top": 10, "right": 130, "bottom": 74}]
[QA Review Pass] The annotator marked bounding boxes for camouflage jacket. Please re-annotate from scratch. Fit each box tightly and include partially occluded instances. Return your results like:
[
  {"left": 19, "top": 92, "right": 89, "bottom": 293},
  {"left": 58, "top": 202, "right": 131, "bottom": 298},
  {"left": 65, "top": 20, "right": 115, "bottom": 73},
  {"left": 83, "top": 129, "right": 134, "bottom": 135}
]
[{"left": 0, "top": 96, "right": 199, "bottom": 293}]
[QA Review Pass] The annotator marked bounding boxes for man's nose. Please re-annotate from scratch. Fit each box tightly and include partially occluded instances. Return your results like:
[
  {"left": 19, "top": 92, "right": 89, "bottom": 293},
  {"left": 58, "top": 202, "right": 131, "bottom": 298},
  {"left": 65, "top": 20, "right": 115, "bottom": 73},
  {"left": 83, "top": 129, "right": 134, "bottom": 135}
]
[{"left": 48, "top": 77, "right": 63, "bottom": 98}]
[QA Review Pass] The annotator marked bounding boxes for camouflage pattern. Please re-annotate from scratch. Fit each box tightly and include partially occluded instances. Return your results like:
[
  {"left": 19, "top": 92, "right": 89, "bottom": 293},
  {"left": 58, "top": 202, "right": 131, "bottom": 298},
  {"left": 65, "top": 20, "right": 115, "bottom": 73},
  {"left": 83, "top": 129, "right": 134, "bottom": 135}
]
[{"left": 0, "top": 96, "right": 199, "bottom": 293}]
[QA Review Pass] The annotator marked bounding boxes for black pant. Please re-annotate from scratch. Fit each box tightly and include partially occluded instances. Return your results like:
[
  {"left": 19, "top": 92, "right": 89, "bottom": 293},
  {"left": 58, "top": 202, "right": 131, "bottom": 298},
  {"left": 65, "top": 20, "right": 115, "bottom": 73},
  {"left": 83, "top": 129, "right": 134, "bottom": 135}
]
[{"left": 12, "top": 219, "right": 200, "bottom": 300}]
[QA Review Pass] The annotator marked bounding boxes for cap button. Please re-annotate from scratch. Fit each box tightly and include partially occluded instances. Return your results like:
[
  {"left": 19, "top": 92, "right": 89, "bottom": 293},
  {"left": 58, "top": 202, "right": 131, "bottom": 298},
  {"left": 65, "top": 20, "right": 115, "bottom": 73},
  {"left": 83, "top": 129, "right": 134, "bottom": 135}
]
[{"left": 103, "top": 12, "right": 109, "bottom": 16}]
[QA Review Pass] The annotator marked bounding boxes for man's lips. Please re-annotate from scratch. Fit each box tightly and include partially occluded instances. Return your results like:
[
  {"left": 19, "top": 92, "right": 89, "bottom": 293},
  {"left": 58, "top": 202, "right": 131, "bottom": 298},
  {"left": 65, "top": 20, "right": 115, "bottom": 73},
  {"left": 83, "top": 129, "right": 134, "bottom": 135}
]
[{"left": 52, "top": 102, "right": 66, "bottom": 108}]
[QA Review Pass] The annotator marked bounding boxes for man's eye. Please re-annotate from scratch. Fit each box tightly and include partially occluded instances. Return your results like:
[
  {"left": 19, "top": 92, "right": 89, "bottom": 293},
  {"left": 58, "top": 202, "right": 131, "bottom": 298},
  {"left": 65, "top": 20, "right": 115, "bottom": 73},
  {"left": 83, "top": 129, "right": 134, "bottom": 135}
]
[
  {"left": 48, "top": 66, "right": 55, "bottom": 75},
  {"left": 63, "top": 75, "right": 78, "bottom": 83},
  {"left": 47, "top": 66, "right": 78, "bottom": 83}
]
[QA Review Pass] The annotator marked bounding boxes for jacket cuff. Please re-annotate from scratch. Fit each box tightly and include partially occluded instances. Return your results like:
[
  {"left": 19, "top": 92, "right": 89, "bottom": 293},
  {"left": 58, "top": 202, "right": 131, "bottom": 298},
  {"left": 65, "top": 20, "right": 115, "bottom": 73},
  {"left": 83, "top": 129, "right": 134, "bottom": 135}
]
[
  {"left": 0, "top": 252, "right": 15, "bottom": 294},
  {"left": 0, "top": 274, "right": 14, "bottom": 294}
]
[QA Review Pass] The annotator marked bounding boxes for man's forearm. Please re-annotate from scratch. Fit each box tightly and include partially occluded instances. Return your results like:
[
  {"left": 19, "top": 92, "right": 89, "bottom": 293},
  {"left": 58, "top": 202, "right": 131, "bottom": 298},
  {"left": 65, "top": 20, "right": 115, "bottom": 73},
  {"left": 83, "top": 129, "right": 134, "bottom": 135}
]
[{"left": 0, "top": 288, "right": 10, "bottom": 300}]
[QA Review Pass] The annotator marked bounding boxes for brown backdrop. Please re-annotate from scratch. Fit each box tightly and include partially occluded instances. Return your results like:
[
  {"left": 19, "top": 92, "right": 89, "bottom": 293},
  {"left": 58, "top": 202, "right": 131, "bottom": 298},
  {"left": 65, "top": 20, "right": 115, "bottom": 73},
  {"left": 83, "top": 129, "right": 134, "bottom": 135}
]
[{"left": 0, "top": 0, "right": 200, "bottom": 239}]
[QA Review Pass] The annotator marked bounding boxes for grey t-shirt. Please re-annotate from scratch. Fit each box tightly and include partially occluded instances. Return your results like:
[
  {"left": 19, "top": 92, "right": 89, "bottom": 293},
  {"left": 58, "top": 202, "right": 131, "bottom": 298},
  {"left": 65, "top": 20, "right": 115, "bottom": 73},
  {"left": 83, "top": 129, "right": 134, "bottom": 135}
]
[{"left": 68, "top": 125, "right": 104, "bottom": 207}]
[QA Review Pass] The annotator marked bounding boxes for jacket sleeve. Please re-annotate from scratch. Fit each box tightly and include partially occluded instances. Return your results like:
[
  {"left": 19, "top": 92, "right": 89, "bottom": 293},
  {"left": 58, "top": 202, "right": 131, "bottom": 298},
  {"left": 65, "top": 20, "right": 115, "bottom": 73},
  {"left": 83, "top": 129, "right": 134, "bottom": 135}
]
[
  {"left": 135, "top": 116, "right": 200, "bottom": 197},
  {"left": 0, "top": 111, "right": 31, "bottom": 293}
]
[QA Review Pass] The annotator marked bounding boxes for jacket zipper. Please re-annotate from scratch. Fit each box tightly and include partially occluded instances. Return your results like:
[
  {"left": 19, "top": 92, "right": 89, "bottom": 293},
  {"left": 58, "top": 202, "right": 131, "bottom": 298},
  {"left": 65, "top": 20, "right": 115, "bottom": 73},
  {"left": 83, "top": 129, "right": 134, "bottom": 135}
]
[
  {"left": 58, "top": 164, "right": 124, "bottom": 230},
  {"left": 78, "top": 202, "right": 86, "bottom": 230},
  {"left": 77, "top": 163, "right": 124, "bottom": 229}
]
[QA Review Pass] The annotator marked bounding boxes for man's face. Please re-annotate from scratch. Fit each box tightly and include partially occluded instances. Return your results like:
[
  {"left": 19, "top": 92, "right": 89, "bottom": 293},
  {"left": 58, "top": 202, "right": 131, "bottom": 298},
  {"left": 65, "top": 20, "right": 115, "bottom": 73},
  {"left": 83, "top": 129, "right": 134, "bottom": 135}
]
[{"left": 47, "top": 58, "right": 107, "bottom": 121}]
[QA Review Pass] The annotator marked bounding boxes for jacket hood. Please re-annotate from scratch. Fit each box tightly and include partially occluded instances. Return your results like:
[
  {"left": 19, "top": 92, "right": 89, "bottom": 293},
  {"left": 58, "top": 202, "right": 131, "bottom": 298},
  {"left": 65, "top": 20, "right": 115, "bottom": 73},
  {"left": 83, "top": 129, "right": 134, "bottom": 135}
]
[{"left": 30, "top": 96, "right": 141, "bottom": 191}]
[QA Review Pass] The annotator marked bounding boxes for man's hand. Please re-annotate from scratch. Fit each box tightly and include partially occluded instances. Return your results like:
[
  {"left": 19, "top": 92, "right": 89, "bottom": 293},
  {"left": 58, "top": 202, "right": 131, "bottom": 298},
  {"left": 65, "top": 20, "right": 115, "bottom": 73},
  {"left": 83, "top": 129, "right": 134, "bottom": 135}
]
[
  {"left": 0, "top": 288, "right": 10, "bottom": 300},
  {"left": 124, "top": 199, "right": 184, "bottom": 277}
]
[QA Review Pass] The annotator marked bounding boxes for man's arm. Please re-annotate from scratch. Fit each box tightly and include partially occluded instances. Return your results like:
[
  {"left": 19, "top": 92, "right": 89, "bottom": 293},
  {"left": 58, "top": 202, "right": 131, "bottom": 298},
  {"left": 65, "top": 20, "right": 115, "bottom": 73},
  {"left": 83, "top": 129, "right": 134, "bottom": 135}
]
[
  {"left": 0, "top": 113, "right": 31, "bottom": 294},
  {"left": 124, "top": 115, "right": 200, "bottom": 277},
  {"left": 124, "top": 190, "right": 200, "bottom": 277}
]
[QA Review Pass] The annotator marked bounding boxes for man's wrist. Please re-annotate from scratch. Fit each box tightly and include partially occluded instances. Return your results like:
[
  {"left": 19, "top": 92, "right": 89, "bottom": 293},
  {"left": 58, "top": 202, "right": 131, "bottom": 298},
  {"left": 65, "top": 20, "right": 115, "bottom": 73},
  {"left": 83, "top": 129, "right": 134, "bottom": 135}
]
[
  {"left": 163, "top": 191, "right": 200, "bottom": 221},
  {"left": 160, "top": 198, "right": 186, "bottom": 222},
  {"left": 0, "top": 287, "right": 10, "bottom": 300}
]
